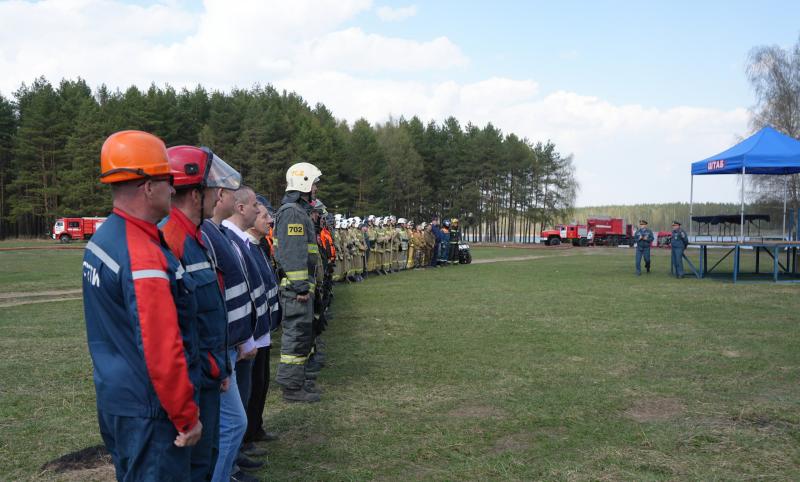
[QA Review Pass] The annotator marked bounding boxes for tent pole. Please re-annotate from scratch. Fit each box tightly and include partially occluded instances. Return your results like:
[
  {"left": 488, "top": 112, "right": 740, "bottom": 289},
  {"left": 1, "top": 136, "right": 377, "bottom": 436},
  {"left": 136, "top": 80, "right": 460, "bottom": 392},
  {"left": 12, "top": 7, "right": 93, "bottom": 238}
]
[
  {"left": 689, "top": 174, "right": 694, "bottom": 240},
  {"left": 740, "top": 165, "right": 745, "bottom": 242},
  {"left": 782, "top": 175, "right": 788, "bottom": 240}
]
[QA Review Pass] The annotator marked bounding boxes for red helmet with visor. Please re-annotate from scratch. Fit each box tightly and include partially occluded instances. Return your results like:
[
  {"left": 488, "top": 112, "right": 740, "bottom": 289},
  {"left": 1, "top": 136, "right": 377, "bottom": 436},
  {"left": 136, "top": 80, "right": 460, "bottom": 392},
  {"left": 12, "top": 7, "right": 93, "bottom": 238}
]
[{"left": 167, "top": 146, "right": 242, "bottom": 190}]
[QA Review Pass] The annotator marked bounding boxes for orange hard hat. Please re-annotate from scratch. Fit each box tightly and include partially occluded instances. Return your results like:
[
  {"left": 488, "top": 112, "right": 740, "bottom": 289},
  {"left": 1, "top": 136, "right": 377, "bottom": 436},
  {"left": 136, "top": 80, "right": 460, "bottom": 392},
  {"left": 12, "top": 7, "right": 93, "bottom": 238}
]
[{"left": 99, "top": 130, "right": 171, "bottom": 184}]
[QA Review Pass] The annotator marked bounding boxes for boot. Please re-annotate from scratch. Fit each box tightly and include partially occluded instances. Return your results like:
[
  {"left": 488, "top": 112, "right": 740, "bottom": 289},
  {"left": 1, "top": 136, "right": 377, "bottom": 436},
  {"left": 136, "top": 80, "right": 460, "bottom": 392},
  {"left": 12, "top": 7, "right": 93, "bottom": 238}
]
[
  {"left": 282, "top": 387, "right": 321, "bottom": 403},
  {"left": 304, "top": 379, "right": 323, "bottom": 394}
]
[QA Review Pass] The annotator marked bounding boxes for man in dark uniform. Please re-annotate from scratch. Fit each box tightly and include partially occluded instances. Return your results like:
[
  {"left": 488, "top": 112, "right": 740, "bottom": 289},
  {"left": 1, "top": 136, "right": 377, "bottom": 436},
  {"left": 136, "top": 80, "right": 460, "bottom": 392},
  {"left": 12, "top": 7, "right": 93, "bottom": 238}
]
[
  {"left": 274, "top": 162, "right": 323, "bottom": 403},
  {"left": 633, "top": 219, "right": 654, "bottom": 276},
  {"left": 162, "top": 145, "right": 242, "bottom": 481},
  {"left": 670, "top": 221, "right": 689, "bottom": 278},
  {"left": 448, "top": 218, "right": 461, "bottom": 264}
]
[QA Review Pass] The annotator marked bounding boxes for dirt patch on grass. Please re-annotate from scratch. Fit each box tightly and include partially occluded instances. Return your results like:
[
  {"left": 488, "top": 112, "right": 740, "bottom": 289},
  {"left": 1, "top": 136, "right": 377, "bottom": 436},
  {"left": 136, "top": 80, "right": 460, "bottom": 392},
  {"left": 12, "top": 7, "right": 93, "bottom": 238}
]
[
  {"left": 0, "top": 296, "right": 82, "bottom": 308},
  {"left": 0, "top": 288, "right": 83, "bottom": 308},
  {"left": 57, "top": 464, "right": 116, "bottom": 481},
  {"left": 624, "top": 397, "right": 685, "bottom": 422},
  {"left": 447, "top": 404, "right": 505, "bottom": 420},
  {"left": 721, "top": 349, "right": 741, "bottom": 358},
  {"left": 0, "top": 289, "right": 82, "bottom": 300},
  {"left": 472, "top": 255, "right": 554, "bottom": 264},
  {"left": 578, "top": 247, "right": 626, "bottom": 256},
  {"left": 41, "top": 445, "right": 114, "bottom": 480},
  {"left": 491, "top": 433, "right": 533, "bottom": 454},
  {"left": 733, "top": 409, "right": 799, "bottom": 432}
]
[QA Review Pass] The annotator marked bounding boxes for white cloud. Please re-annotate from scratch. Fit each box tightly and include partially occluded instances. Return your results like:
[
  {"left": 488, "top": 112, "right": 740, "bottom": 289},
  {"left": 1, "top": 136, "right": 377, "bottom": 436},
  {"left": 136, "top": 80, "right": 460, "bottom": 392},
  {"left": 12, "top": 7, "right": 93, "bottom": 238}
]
[
  {"left": 0, "top": 0, "right": 750, "bottom": 205},
  {"left": 298, "top": 28, "right": 467, "bottom": 73},
  {"left": 274, "top": 74, "right": 748, "bottom": 204},
  {"left": 376, "top": 5, "right": 417, "bottom": 22}
]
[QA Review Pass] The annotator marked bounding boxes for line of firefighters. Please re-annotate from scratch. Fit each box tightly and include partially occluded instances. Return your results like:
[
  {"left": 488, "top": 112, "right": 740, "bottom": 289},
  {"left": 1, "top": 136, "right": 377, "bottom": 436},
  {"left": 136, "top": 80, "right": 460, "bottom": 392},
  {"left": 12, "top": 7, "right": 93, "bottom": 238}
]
[
  {"left": 328, "top": 216, "right": 466, "bottom": 282},
  {"left": 80, "top": 128, "right": 469, "bottom": 482}
]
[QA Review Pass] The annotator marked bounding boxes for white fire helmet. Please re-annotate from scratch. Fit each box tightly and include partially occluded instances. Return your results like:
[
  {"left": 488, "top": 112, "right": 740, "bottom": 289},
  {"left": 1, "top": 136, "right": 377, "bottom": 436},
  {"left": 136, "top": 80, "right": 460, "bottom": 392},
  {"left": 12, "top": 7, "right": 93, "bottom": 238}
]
[{"left": 285, "top": 162, "right": 322, "bottom": 193}]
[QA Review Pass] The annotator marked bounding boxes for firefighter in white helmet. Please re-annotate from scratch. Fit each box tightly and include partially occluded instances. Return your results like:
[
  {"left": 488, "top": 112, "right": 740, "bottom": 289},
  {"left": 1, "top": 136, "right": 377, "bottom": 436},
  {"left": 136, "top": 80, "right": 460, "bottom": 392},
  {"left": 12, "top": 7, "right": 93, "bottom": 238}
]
[{"left": 273, "top": 162, "right": 322, "bottom": 403}]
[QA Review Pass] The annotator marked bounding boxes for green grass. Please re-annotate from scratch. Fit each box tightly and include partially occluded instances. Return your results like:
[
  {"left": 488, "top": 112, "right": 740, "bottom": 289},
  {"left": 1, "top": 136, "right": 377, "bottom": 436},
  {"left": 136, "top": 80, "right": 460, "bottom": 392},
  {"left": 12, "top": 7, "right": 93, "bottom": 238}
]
[
  {"left": 469, "top": 246, "right": 547, "bottom": 260},
  {"left": 0, "top": 238, "right": 67, "bottom": 249},
  {"left": 1, "top": 247, "right": 799, "bottom": 480},
  {"left": 0, "top": 249, "right": 84, "bottom": 293}
]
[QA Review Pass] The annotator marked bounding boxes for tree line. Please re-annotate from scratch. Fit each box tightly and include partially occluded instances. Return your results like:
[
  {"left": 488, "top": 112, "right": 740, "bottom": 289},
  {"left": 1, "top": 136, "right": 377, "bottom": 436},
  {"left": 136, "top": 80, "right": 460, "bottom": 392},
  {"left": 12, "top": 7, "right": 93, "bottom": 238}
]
[
  {"left": 0, "top": 76, "right": 578, "bottom": 240},
  {"left": 746, "top": 35, "right": 800, "bottom": 212}
]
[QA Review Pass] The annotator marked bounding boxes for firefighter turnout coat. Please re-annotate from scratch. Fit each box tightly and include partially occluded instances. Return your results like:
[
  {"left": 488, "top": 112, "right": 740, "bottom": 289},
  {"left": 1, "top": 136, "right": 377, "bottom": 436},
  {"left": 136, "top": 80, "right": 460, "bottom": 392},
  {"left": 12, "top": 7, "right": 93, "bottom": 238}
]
[{"left": 274, "top": 192, "right": 318, "bottom": 390}]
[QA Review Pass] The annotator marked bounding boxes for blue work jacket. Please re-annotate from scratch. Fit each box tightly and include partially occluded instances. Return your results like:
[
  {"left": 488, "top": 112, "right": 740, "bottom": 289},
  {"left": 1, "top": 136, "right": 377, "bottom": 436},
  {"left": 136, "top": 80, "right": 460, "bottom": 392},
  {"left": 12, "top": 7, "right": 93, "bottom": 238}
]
[
  {"left": 162, "top": 207, "right": 230, "bottom": 387},
  {"left": 83, "top": 208, "right": 199, "bottom": 433}
]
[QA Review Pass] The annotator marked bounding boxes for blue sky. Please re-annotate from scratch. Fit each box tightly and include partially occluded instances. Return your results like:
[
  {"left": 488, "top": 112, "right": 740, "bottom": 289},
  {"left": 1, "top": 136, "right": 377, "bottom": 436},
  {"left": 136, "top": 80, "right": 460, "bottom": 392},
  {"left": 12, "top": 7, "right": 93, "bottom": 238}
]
[
  {"left": 352, "top": 1, "right": 800, "bottom": 109},
  {"left": 3, "top": 0, "right": 798, "bottom": 206}
]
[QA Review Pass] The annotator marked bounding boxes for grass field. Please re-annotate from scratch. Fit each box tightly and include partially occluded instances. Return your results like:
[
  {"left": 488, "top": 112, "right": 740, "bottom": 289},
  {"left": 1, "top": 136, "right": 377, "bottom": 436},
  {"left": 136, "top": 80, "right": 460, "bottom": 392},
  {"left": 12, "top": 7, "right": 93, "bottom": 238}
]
[{"left": 1, "top": 245, "right": 800, "bottom": 480}]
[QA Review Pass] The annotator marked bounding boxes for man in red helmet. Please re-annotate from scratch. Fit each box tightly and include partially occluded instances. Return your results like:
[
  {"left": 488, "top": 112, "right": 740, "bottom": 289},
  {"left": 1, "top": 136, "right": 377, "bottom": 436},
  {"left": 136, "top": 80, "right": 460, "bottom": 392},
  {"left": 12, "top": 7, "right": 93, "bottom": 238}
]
[
  {"left": 161, "top": 146, "right": 242, "bottom": 481},
  {"left": 82, "top": 131, "right": 202, "bottom": 480}
]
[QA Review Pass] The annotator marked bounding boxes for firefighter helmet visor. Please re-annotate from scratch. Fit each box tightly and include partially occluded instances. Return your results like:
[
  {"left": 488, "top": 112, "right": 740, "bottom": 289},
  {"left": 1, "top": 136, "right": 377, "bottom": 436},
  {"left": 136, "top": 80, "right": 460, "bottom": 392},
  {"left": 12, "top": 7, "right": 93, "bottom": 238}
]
[{"left": 205, "top": 153, "right": 242, "bottom": 190}]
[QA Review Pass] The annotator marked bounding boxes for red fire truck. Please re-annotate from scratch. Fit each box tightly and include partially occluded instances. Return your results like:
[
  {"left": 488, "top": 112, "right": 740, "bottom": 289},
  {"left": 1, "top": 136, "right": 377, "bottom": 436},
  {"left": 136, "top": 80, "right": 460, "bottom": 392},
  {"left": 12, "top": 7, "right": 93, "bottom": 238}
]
[
  {"left": 540, "top": 224, "right": 589, "bottom": 246},
  {"left": 52, "top": 217, "right": 106, "bottom": 243},
  {"left": 540, "top": 217, "right": 634, "bottom": 247}
]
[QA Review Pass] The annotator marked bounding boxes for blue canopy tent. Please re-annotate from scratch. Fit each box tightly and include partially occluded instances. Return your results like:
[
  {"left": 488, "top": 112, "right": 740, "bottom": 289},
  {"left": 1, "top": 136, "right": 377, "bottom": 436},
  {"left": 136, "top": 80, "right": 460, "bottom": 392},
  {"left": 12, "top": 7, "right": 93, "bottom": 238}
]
[{"left": 690, "top": 126, "right": 800, "bottom": 241}]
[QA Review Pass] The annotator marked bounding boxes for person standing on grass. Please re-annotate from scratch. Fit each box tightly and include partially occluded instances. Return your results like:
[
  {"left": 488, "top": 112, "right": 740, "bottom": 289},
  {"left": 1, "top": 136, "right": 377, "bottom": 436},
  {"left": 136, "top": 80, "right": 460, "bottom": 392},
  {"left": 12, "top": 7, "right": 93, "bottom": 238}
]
[
  {"left": 201, "top": 184, "right": 260, "bottom": 482},
  {"left": 633, "top": 219, "right": 654, "bottom": 276},
  {"left": 161, "top": 145, "right": 242, "bottom": 481},
  {"left": 423, "top": 222, "right": 436, "bottom": 267},
  {"left": 274, "top": 162, "right": 323, "bottom": 403},
  {"left": 670, "top": 220, "right": 689, "bottom": 278},
  {"left": 448, "top": 218, "right": 461, "bottom": 264},
  {"left": 222, "top": 186, "right": 273, "bottom": 475},
  {"left": 439, "top": 219, "right": 451, "bottom": 266},
  {"left": 82, "top": 130, "right": 202, "bottom": 480},
  {"left": 242, "top": 198, "right": 282, "bottom": 451},
  {"left": 430, "top": 217, "right": 441, "bottom": 267},
  {"left": 411, "top": 223, "right": 425, "bottom": 268}
]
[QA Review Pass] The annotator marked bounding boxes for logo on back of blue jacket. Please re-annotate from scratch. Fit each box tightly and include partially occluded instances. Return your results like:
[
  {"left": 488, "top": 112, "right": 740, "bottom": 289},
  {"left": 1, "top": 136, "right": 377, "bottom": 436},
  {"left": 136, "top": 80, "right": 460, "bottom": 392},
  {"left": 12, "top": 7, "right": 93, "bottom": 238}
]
[{"left": 83, "top": 261, "right": 100, "bottom": 287}]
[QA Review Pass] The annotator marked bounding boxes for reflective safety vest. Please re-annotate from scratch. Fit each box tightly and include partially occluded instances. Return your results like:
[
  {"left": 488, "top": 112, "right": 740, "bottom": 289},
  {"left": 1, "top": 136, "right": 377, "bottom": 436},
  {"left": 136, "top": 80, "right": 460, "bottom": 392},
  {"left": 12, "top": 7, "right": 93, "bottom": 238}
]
[
  {"left": 225, "top": 228, "right": 270, "bottom": 344},
  {"left": 200, "top": 220, "right": 254, "bottom": 347},
  {"left": 249, "top": 239, "right": 282, "bottom": 332}
]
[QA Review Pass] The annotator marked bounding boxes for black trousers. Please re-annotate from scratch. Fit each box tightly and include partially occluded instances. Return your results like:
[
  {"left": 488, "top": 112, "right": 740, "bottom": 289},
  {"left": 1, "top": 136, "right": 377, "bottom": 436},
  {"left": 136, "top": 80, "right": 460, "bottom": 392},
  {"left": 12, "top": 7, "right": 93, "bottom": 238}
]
[{"left": 244, "top": 346, "right": 270, "bottom": 443}]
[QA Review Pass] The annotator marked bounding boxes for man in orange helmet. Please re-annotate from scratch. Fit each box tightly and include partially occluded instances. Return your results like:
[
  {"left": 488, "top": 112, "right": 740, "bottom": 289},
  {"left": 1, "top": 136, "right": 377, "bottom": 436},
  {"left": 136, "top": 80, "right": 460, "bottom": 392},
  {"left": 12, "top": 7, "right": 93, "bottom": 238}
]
[{"left": 82, "top": 130, "right": 202, "bottom": 480}]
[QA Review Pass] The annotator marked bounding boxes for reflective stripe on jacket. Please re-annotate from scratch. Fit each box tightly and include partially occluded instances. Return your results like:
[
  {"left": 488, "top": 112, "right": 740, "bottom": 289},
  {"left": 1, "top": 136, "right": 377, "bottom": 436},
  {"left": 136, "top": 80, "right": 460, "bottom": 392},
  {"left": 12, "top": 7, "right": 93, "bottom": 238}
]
[
  {"left": 200, "top": 220, "right": 254, "bottom": 346},
  {"left": 274, "top": 194, "right": 317, "bottom": 294},
  {"left": 162, "top": 207, "right": 229, "bottom": 387},
  {"left": 83, "top": 208, "right": 199, "bottom": 432}
]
